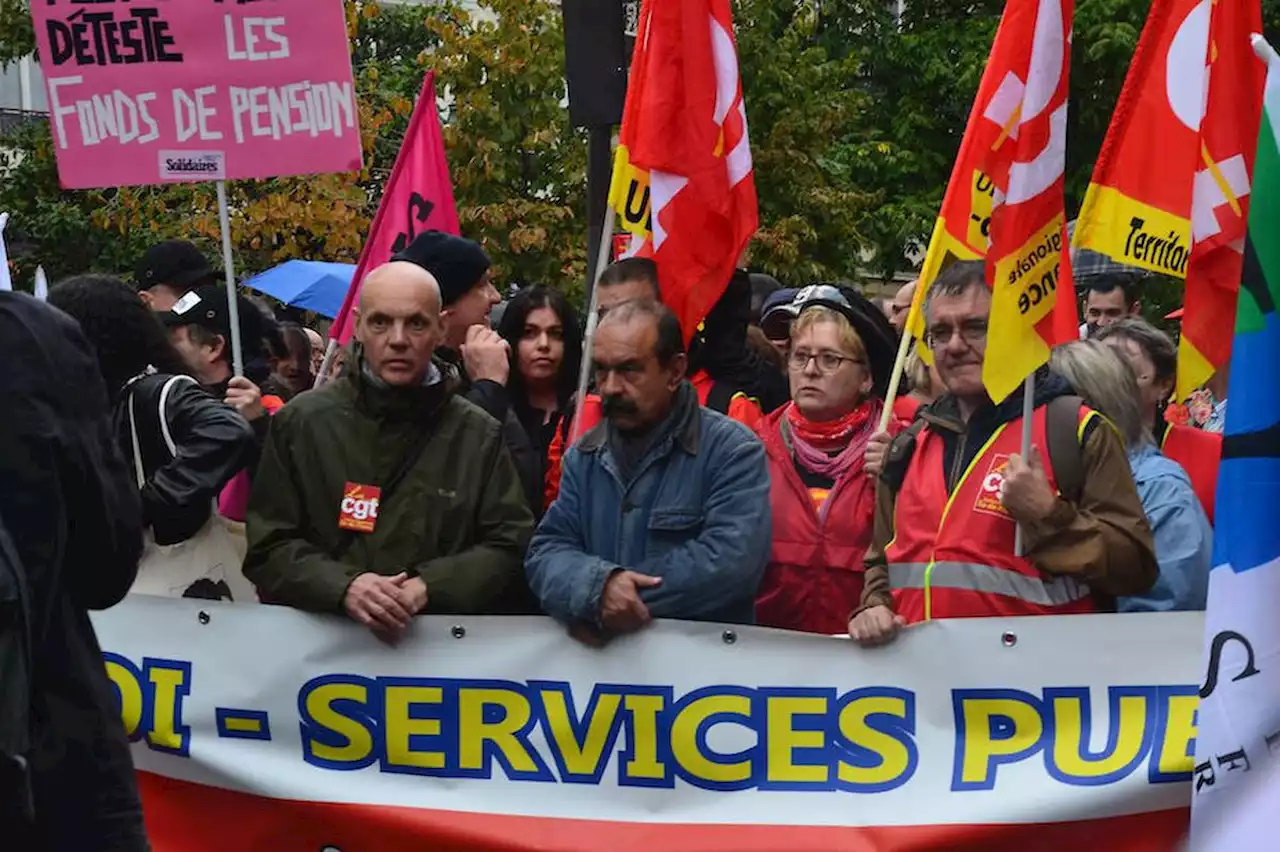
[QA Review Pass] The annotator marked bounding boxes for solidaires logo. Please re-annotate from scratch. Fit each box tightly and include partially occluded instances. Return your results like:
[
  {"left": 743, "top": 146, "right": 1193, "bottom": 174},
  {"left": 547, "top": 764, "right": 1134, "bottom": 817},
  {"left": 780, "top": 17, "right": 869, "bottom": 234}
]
[{"left": 159, "top": 150, "right": 226, "bottom": 180}]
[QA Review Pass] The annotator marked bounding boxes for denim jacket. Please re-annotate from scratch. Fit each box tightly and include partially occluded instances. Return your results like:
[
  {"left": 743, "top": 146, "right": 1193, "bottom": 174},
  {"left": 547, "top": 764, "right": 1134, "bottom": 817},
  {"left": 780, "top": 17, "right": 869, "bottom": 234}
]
[
  {"left": 1118, "top": 443, "right": 1212, "bottom": 612},
  {"left": 525, "top": 392, "right": 772, "bottom": 626}
]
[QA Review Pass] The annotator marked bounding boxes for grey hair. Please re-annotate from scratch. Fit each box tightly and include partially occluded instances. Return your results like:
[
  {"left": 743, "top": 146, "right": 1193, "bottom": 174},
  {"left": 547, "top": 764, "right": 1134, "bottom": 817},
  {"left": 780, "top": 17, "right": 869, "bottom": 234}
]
[
  {"left": 1093, "top": 317, "right": 1177, "bottom": 385},
  {"left": 1049, "top": 340, "right": 1151, "bottom": 449},
  {"left": 597, "top": 297, "right": 685, "bottom": 366},
  {"left": 923, "top": 260, "right": 987, "bottom": 325}
]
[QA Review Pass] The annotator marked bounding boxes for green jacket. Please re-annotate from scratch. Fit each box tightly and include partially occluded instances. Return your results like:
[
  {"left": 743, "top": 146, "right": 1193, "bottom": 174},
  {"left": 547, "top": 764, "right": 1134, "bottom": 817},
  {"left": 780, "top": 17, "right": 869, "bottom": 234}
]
[{"left": 243, "top": 362, "right": 534, "bottom": 614}]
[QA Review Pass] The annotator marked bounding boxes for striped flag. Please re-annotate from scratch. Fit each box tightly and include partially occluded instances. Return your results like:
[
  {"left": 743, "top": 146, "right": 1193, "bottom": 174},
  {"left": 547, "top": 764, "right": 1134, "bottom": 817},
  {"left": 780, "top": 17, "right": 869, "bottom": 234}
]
[
  {"left": 1189, "top": 35, "right": 1280, "bottom": 849},
  {"left": 606, "top": 0, "right": 758, "bottom": 340}
]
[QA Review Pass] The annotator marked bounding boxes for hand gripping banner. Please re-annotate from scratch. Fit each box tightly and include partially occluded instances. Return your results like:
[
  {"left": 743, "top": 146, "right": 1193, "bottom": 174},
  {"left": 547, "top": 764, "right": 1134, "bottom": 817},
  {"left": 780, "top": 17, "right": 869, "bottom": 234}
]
[{"left": 94, "top": 598, "right": 1203, "bottom": 851}]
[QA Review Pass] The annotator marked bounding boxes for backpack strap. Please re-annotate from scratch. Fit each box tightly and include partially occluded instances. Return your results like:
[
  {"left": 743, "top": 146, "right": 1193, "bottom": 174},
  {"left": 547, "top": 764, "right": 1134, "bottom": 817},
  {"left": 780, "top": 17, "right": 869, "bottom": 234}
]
[
  {"left": 881, "top": 417, "right": 930, "bottom": 493},
  {"left": 1045, "top": 394, "right": 1087, "bottom": 505},
  {"left": 156, "top": 375, "right": 198, "bottom": 457},
  {"left": 127, "top": 374, "right": 199, "bottom": 488}
]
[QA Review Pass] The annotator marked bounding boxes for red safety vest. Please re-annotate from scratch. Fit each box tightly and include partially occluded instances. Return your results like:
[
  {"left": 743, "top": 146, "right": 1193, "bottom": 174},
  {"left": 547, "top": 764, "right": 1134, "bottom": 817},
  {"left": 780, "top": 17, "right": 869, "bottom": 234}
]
[
  {"left": 1160, "top": 423, "right": 1220, "bottom": 524},
  {"left": 753, "top": 406, "right": 877, "bottom": 635},
  {"left": 886, "top": 404, "right": 1099, "bottom": 622}
]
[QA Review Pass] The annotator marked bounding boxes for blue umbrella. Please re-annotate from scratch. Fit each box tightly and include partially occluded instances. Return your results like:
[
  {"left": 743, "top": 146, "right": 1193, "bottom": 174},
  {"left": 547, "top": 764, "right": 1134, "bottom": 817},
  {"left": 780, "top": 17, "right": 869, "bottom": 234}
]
[{"left": 243, "top": 260, "right": 355, "bottom": 318}]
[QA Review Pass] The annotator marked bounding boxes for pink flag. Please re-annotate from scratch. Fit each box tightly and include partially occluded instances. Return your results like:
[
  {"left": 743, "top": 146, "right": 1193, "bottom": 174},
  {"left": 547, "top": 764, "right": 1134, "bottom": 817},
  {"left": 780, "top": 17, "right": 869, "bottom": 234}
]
[{"left": 331, "top": 71, "right": 460, "bottom": 343}]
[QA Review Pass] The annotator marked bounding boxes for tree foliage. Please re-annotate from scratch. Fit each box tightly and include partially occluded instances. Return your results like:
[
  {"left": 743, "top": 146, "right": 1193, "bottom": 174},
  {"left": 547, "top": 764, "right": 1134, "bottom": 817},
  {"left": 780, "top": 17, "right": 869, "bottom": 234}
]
[
  {"left": 3, "top": 0, "right": 1280, "bottom": 301},
  {"left": 734, "top": 0, "right": 878, "bottom": 284},
  {"left": 0, "top": 0, "right": 584, "bottom": 295}
]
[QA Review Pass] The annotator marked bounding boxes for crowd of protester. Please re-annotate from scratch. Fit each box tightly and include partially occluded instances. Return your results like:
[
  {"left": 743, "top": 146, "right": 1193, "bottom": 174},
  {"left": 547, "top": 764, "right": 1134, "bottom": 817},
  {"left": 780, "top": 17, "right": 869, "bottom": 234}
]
[{"left": 1, "top": 227, "right": 1227, "bottom": 849}]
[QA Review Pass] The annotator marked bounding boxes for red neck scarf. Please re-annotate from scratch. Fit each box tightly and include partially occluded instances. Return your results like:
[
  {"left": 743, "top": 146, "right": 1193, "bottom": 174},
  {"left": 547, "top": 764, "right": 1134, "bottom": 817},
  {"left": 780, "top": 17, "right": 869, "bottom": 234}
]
[{"left": 786, "top": 399, "right": 878, "bottom": 450}]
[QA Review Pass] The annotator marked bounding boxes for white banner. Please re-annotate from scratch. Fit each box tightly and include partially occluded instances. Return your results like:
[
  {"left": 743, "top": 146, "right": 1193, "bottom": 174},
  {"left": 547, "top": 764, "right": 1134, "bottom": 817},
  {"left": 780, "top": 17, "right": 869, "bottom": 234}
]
[{"left": 93, "top": 597, "right": 1202, "bottom": 850}]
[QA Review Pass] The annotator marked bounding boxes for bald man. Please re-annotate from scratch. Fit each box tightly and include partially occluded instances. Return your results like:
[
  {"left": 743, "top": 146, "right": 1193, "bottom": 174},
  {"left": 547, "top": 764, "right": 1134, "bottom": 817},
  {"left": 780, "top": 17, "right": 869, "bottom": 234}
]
[
  {"left": 244, "top": 262, "right": 534, "bottom": 638},
  {"left": 888, "top": 279, "right": 917, "bottom": 337}
]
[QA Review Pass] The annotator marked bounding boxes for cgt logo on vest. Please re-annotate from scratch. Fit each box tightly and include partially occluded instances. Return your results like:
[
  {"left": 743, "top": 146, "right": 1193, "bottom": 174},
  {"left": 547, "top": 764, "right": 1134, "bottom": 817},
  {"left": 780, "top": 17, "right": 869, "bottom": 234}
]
[
  {"left": 338, "top": 482, "right": 381, "bottom": 533},
  {"left": 974, "top": 454, "right": 1013, "bottom": 519}
]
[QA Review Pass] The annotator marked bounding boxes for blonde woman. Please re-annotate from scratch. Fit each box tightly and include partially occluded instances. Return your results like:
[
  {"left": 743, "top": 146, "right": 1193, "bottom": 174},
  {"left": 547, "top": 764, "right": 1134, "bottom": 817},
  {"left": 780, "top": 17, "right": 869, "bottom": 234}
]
[
  {"left": 1050, "top": 340, "right": 1210, "bottom": 612},
  {"left": 754, "top": 286, "right": 900, "bottom": 633}
]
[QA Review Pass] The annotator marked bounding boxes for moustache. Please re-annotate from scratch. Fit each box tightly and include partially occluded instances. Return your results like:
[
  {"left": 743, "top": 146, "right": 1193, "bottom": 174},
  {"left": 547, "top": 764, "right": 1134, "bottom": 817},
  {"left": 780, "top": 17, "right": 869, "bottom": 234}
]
[{"left": 601, "top": 395, "right": 639, "bottom": 417}]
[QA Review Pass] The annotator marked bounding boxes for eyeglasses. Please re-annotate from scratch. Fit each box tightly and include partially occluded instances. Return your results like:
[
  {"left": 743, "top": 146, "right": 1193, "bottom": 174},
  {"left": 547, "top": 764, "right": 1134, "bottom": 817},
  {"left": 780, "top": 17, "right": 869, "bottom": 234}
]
[
  {"left": 789, "top": 349, "right": 864, "bottom": 373},
  {"left": 925, "top": 319, "right": 988, "bottom": 348}
]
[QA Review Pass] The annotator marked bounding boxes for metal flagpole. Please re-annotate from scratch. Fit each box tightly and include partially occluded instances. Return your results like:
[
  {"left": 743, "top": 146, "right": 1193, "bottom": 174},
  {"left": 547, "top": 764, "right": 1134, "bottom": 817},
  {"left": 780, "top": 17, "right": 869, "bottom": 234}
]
[
  {"left": 1013, "top": 371, "right": 1035, "bottom": 556},
  {"left": 315, "top": 338, "right": 341, "bottom": 388},
  {"left": 215, "top": 180, "right": 244, "bottom": 378},
  {"left": 569, "top": 203, "right": 618, "bottom": 444}
]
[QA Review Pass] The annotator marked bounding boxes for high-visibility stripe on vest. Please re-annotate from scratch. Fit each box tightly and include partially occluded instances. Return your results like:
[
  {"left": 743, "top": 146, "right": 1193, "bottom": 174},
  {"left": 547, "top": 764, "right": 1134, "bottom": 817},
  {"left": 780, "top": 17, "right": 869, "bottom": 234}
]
[
  {"left": 887, "top": 562, "right": 1090, "bottom": 608},
  {"left": 885, "top": 403, "right": 1101, "bottom": 622}
]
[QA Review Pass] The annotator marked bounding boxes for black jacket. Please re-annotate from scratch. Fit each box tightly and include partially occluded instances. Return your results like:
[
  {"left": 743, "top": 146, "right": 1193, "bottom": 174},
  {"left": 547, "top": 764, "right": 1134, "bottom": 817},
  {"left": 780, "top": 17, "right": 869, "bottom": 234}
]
[
  {"left": 205, "top": 374, "right": 272, "bottom": 479},
  {"left": 436, "top": 347, "right": 543, "bottom": 515},
  {"left": 116, "top": 373, "right": 255, "bottom": 545},
  {"left": 0, "top": 293, "right": 149, "bottom": 851}
]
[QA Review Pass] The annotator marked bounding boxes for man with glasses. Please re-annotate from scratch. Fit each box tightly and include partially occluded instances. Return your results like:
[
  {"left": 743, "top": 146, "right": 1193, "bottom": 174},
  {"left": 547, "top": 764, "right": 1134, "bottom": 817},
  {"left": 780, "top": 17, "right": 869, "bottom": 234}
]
[
  {"left": 848, "top": 260, "right": 1157, "bottom": 645},
  {"left": 525, "top": 299, "right": 772, "bottom": 643}
]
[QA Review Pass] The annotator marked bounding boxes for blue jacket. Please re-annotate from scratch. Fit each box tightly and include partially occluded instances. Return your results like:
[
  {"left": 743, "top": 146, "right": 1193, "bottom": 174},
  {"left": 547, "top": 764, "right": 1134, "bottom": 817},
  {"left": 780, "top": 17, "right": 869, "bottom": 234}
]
[
  {"left": 1118, "top": 444, "right": 1212, "bottom": 612},
  {"left": 525, "top": 394, "right": 772, "bottom": 626}
]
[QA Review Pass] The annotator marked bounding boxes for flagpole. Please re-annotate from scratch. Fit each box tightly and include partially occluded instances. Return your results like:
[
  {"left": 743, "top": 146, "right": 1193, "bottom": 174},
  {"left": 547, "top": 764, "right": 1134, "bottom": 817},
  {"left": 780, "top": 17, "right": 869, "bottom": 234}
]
[
  {"left": 215, "top": 180, "right": 244, "bottom": 378},
  {"left": 569, "top": 203, "right": 617, "bottom": 444},
  {"left": 315, "top": 70, "right": 446, "bottom": 390},
  {"left": 1014, "top": 371, "right": 1035, "bottom": 556},
  {"left": 878, "top": 324, "right": 915, "bottom": 432}
]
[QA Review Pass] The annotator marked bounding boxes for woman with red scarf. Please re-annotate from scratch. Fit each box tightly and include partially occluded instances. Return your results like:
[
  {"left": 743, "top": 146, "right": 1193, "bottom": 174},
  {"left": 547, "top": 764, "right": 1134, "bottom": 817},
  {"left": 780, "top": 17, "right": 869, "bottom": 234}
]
[{"left": 755, "top": 286, "right": 900, "bottom": 634}]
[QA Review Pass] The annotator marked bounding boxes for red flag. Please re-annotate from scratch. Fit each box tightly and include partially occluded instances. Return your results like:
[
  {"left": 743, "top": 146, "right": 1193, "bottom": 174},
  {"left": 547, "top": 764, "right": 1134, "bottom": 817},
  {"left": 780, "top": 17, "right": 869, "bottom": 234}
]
[
  {"left": 331, "top": 71, "right": 460, "bottom": 344},
  {"left": 1074, "top": 0, "right": 1202, "bottom": 279},
  {"left": 907, "top": 0, "right": 1076, "bottom": 402},
  {"left": 1179, "top": 0, "right": 1265, "bottom": 400},
  {"left": 607, "top": 0, "right": 758, "bottom": 340},
  {"left": 1075, "top": 0, "right": 1265, "bottom": 400}
]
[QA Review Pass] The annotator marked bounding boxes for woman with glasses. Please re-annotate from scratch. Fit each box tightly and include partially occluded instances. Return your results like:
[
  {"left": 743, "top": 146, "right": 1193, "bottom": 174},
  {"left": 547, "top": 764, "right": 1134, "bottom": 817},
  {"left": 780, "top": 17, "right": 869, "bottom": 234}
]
[{"left": 754, "top": 287, "right": 899, "bottom": 634}]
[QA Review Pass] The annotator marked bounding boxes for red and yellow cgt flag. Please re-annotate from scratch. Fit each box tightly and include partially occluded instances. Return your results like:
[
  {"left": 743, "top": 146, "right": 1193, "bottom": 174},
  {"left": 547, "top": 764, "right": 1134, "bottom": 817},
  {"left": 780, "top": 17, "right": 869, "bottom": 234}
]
[
  {"left": 907, "top": 0, "right": 1078, "bottom": 403},
  {"left": 606, "top": 0, "right": 758, "bottom": 341},
  {"left": 1074, "top": 0, "right": 1264, "bottom": 400}
]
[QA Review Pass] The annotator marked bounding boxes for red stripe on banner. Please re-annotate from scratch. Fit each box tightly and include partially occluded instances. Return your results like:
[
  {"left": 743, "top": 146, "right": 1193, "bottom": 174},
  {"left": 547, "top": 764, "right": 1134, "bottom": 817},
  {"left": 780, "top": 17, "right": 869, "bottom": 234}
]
[{"left": 137, "top": 771, "right": 1188, "bottom": 851}]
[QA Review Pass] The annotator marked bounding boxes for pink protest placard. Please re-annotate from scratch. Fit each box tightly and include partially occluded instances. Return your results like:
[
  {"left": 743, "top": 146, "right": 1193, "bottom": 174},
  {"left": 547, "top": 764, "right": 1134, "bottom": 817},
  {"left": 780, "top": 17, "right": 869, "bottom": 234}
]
[{"left": 30, "top": 0, "right": 363, "bottom": 190}]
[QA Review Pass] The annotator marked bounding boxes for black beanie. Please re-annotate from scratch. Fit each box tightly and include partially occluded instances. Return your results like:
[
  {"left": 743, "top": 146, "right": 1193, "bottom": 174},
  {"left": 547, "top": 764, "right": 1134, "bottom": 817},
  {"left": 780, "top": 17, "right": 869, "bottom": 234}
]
[{"left": 391, "top": 231, "right": 492, "bottom": 306}]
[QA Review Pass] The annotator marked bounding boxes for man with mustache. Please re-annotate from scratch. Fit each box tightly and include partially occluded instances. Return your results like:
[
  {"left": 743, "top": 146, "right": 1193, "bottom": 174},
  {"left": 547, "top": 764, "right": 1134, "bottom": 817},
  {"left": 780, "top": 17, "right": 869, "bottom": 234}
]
[
  {"left": 848, "top": 261, "right": 1157, "bottom": 646},
  {"left": 525, "top": 299, "right": 772, "bottom": 643}
]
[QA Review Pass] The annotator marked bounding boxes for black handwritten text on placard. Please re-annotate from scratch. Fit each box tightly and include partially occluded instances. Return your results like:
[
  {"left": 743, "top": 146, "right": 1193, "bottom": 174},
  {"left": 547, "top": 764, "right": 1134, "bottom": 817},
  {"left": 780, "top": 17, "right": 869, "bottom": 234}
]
[{"left": 46, "top": 7, "right": 183, "bottom": 67}]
